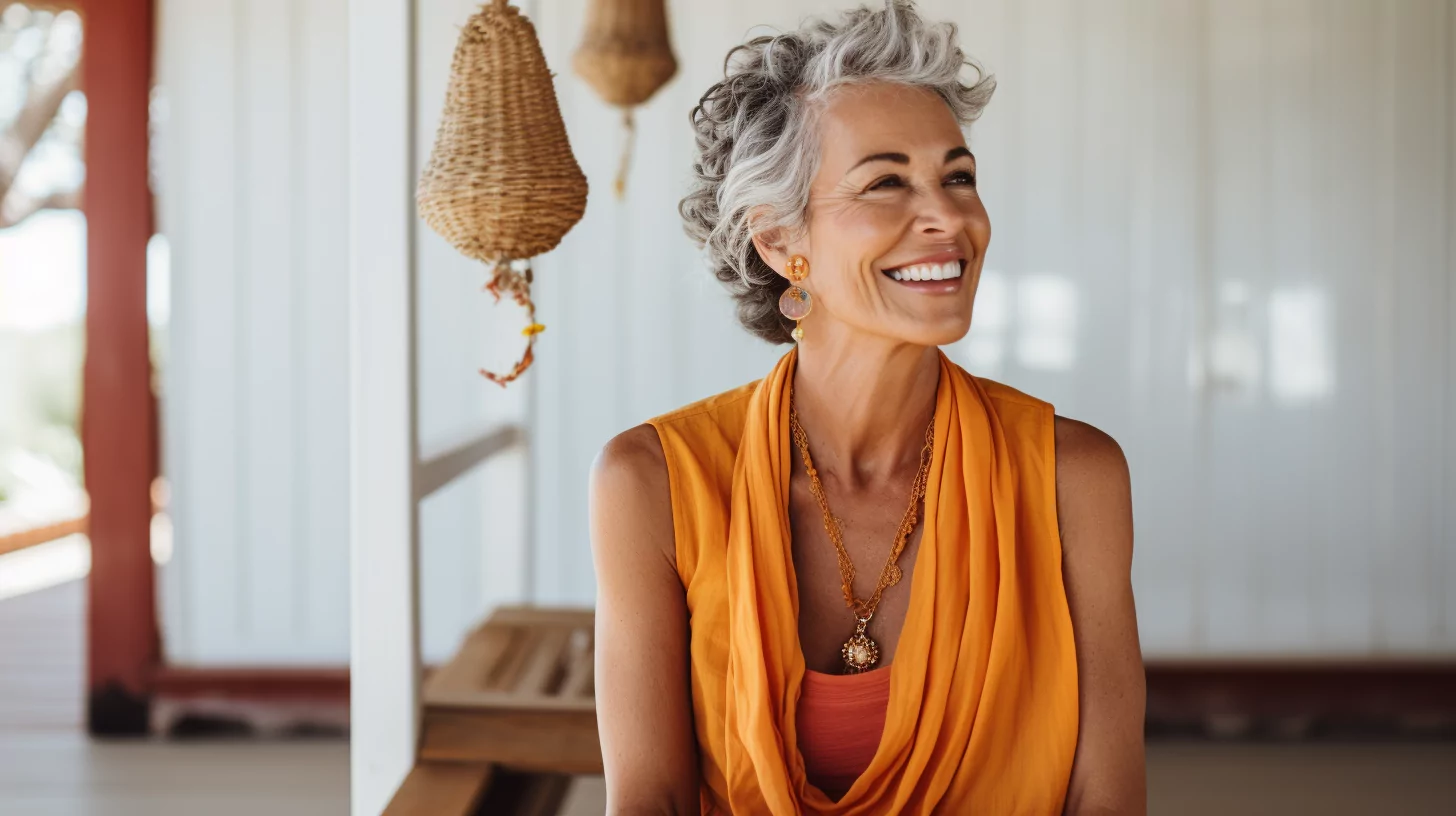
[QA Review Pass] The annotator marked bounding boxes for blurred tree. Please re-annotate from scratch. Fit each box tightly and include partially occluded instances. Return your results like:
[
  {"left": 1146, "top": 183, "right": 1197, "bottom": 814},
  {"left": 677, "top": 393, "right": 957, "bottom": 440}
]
[{"left": 0, "top": 2, "right": 83, "bottom": 230}]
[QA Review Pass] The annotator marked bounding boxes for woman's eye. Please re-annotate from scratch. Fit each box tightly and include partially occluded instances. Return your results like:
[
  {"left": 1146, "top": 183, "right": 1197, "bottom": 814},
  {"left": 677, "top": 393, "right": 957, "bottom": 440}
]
[{"left": 867, "top": 171, "right": 975, "bottom": 191}]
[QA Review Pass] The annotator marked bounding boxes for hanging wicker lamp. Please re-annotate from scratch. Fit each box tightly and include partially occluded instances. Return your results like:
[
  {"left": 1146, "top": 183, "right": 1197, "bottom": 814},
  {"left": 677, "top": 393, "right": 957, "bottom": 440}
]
[
  {"left": 572, "top": 0, "right": 678, "bottom": 197},
  {"left": 417, "top": 0, "right": 588, "bottom": 386}
]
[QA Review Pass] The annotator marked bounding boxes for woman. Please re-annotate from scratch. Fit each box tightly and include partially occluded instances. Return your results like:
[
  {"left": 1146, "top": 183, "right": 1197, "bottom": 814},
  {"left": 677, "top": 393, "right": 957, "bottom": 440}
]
[{"left": 589, "top": 2, "right": 1144, "bottom": 813}]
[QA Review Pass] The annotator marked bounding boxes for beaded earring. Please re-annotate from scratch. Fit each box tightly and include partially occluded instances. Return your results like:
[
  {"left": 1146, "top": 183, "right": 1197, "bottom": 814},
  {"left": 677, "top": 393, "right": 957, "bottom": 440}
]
[{"left": 778, "top": 254, "right": 812, "bottom": 342}]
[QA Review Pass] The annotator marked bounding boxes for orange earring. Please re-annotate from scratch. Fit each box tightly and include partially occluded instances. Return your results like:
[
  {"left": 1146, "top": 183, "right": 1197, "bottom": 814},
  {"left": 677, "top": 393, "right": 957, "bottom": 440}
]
[{"left": 779, "top": 255, "right": 811, "bottom": 342}]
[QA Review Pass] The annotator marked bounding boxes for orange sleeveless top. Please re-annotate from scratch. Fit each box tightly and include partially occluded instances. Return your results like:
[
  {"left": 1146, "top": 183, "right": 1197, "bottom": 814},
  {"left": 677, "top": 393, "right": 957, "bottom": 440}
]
[{"left": 648, "top": 349, "right": 1078, "bottom": 814}]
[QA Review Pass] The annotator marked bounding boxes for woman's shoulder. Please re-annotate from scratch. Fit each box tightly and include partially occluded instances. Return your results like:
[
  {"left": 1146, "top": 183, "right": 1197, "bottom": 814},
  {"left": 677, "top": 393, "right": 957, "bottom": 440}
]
[
  {"left": 591, "top": 381, "right": 761, "bottom": 577},
  {"left": 594, "top": 423, "right": 670, "bottom": 490},
  {"left": 591, "top": 424, "right": 676, "bottom": 575},
  {"left": 591, "top": 379, "right": 761, "bottom": 533},
  {"left": 1051, "top": 414, "right": 1132, "bottom": 560},
  {"left": 1052, "top": 415, "right": 1126, "bottom": 473}
]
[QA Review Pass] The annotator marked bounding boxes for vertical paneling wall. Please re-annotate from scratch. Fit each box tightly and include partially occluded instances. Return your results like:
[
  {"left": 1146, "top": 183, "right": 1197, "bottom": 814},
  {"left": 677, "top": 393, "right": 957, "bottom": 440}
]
[
  {"left": 157, "top": 0, "right": 1453, "bottom": 663},
  {"left": 158, "top": 0, "right": 353, "bottom": 664},
  {"left": 528, "top": 0, "right": 1456, "bottom": 657},
  {"left": 157, "top": 0, "right": 531, "bottom": 665}
]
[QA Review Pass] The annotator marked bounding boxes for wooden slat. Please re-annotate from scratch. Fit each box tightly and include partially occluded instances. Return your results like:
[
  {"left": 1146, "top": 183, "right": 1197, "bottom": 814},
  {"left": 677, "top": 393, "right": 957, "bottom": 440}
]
[
  {"left": 486, "top": 628, "right": 534, "bottom": 692},
  {"left": 420, "top": 707, "right": 603, "bottom": 775},
  {"left": 514, "top": 628, "right": 570, "bottom": 695},
  {"left": 415, "top": 425, "right": 524, "bottom": 501},
  {"left": 423, "top": 622, "right": 515, "bottom": 700},
  {"left": 383, "top": 762, "right": 493, "bottom": 816}
]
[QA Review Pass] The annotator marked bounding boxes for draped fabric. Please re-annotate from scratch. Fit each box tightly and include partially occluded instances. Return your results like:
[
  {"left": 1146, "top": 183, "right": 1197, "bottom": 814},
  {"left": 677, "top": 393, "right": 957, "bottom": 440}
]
[{"left": 649, "top": 349, "right": 1078, "bottom": 814}]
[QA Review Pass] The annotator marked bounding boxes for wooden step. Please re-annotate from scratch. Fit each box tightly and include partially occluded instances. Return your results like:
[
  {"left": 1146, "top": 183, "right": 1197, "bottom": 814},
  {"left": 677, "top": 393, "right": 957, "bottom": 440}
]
[{"left": 419, "top": 607, "right": 602, "bottom": 775}]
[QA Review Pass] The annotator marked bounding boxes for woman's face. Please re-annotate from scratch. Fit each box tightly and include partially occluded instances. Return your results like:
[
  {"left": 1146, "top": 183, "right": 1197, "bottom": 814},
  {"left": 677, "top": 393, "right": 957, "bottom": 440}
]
[{"left": 763, "top": 81, "right": 990, "bottom": 348}]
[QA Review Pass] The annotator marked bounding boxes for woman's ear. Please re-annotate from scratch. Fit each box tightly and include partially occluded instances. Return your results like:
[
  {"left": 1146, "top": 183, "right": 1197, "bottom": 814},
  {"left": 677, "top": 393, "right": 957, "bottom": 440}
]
[
  {"left": 748, "top": 207, "right": 801, "bottom": 279},
  {"left": 750, "top": 227, "right": 788, "bottom": 277}
]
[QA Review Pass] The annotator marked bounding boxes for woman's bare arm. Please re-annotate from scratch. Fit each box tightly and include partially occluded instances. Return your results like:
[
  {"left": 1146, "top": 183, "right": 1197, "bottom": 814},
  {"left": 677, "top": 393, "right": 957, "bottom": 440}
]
[
  {"left": 1054, "top": 417, "right": 1147, "bottom": 815},
  {"left": 589, "top": 425, "right": 700, "bottom": 815}
]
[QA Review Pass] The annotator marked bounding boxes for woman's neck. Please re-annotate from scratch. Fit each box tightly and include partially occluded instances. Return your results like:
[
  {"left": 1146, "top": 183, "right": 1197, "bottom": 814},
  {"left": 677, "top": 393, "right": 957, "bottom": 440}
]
[{"left": 791, "top": 336, "right": 940, "bottom": 490}]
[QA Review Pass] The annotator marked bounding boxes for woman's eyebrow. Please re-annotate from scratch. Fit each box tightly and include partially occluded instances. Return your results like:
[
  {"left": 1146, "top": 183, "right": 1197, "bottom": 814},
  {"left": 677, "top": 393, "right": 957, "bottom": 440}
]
[
  {"left": 850, "top": 151, "right": 910, "bottom": 171},
  {"left": 849, "top": 146, "right": 973, "bottom": 173}
]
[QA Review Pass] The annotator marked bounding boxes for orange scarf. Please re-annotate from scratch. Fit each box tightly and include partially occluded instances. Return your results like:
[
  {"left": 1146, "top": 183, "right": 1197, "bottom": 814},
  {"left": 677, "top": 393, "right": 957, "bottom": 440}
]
[{"left": 650, "top": 349, "right": 1078, "bottom": 813}]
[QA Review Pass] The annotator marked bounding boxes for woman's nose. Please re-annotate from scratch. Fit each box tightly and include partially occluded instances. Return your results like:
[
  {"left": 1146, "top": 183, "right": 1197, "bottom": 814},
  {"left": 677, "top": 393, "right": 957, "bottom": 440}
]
[{"left": 913, "top": 185, "right": 969, "bottom": 235}]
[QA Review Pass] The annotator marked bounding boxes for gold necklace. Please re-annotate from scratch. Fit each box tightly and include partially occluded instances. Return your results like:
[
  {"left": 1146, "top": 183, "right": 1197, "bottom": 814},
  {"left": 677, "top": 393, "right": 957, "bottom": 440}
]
[{"left": 789, "top": 396, "right": 935, "bottom": 673}]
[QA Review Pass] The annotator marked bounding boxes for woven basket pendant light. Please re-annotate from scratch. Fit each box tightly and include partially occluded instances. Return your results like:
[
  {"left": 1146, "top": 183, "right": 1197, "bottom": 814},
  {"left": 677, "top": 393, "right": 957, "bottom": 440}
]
[
  {"left": 417, "top": 0, "right": 588, "bottom": 386},
  {"left": 571, "top": 0, "right": 678, "bottom": 197}
]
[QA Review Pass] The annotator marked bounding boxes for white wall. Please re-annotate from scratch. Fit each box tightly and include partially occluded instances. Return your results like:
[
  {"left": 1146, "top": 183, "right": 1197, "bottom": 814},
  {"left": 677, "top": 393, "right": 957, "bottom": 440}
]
[
  {"left": 157, "top": 0, "right": 530, "bottom": 666},
  {"left": 157, "top": 0, "right": 353, "bottom": 664},
  {"left": 159, "top": 0, "right": 1454, "bottom": 664},
  {"left": 528, "top": 0, "right": 1456, "bottom": 657}
]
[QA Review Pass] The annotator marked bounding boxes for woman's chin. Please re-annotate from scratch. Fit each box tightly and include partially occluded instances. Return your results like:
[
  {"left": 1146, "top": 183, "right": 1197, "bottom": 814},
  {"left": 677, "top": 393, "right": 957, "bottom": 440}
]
[
  {"left": 830, "top": 302, "right": 972, "bottom": 348},
  {"left": 883, "top": 315, "right": 972, "bottom": 349}
]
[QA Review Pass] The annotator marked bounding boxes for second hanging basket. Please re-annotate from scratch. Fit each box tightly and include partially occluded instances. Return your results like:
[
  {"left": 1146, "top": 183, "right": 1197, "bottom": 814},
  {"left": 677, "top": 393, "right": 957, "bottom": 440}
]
[{"left": 572, "top": 0, "right": 678, "bottom": 197}]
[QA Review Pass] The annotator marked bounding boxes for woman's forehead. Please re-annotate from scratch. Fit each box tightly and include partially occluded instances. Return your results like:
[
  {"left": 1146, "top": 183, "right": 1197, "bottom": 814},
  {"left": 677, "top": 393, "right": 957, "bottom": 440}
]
[{"left": 817, "top": 85, "right": 966, "bottom": 167}]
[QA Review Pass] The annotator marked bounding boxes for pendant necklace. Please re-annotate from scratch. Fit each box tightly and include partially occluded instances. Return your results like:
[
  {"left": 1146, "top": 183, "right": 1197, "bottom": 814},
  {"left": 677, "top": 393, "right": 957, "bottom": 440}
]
[{"left": 789, "top": 394, "right": 935, "bottom": 673}]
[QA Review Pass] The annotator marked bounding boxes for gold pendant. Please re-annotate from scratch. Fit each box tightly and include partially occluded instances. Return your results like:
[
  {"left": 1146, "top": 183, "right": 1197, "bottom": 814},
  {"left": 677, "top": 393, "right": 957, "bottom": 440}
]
[{"left": 841, "top": 617, "right": 880, "bottom": 673}]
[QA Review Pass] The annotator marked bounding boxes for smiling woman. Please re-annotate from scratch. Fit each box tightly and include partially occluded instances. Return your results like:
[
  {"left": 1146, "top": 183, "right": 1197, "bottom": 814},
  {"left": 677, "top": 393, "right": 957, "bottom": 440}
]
[{"left": 590, "top": 2, "right": 1144, "bottom": 814}]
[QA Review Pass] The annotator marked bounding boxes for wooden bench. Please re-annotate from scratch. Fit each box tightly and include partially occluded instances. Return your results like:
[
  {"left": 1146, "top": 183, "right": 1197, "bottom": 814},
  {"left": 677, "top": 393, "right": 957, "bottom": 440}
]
[{"left": 384, "top": 607, "right": 600, "bottom": 816}]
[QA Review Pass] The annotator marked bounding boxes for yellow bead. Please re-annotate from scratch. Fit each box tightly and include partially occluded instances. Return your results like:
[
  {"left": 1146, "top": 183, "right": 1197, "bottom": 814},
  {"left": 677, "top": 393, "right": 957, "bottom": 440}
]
[{"left": 791, "top": 325, "right": 804, "bottom": 342}]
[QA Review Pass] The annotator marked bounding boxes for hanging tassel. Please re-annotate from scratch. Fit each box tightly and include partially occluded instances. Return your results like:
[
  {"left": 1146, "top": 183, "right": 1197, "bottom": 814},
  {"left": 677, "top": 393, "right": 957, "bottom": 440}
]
[
  {"left": 614, "top": 107, "right": 637, "bottom": 199},
  {"left": 480, "top": 258, "right": 542, "bottom": 387}
]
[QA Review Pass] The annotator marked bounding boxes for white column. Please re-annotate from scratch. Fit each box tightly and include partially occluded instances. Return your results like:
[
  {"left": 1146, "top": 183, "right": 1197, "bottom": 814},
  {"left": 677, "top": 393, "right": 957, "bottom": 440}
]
[{"left": 347, "top": 0, "right": 419, "bottom": 812}]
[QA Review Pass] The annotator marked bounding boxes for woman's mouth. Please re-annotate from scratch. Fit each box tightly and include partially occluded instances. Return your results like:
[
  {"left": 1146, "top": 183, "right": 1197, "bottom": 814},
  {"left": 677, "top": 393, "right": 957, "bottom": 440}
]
[{"left": 881, "top": 259, "right": 967, "bottom": 292}]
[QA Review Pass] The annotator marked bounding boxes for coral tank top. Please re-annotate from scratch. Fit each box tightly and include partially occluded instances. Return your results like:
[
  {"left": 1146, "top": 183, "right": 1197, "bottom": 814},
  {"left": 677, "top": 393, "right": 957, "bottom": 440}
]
[
  {"left": 647, "top": 349, "right": 1078, "bottom": 814},
  {"left": 796, "top": 667, "right": 893, "bottom": 801}
]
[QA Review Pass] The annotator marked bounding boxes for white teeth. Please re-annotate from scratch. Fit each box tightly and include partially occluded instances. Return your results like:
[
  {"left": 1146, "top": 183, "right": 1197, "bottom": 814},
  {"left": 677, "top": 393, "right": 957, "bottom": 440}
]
[{"left": 887, "top": 260, "right": 964, "bottom": 282}]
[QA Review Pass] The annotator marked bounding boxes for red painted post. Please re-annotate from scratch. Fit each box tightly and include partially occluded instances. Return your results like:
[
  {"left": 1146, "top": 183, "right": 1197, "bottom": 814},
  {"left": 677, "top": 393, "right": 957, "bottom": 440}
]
[{"left": 80, "top": 0, "right": 159, "bottom": 736}]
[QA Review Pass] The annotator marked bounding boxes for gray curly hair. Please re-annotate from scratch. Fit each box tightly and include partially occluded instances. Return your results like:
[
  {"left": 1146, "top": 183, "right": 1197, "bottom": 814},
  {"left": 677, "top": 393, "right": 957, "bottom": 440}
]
[{"left": 678, "top": 0, "right": 995, "bottom": 344}]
